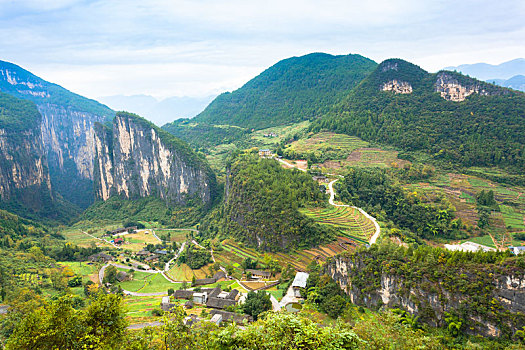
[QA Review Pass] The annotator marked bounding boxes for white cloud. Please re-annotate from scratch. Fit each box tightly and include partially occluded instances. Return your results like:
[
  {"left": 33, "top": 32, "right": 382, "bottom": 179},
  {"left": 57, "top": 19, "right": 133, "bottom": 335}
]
[{"left": 0, "top": 0, "right": 523, "bottom": 100}]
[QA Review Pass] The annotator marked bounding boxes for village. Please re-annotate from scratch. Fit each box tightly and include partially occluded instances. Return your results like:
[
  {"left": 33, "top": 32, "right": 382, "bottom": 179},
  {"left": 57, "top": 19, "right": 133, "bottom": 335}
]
[{"left": 81, "top": 223, "right": 312, "bottom": 327}]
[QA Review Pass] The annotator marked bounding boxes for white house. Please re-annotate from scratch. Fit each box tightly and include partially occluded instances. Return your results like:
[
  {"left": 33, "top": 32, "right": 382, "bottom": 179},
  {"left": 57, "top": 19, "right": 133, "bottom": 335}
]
[{"left": 292, "top": 272, "right": 309, "bottom": 298}]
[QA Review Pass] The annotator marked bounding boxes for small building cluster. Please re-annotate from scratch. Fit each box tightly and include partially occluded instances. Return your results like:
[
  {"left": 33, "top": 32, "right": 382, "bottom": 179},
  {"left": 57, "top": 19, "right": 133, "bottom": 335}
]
[
  {"left": 258, "top": 149, "right": 273, "bottom": 158},
  {"left": 509, "top": 246, "right": 525, "bottom": 255},
  {"left": 263, "top": 132, "right": 278, "bottom": 138},
  {"left": 88, "top": 252, "right": 114, "bottom": 263},
  {"left": 109, "top": 226, "right": 138, "bottom": 235},
  {"left": 163, "top": 285, "right": 241, "bottom": 315},
  {"left": 193, "top": 271, "right": 226, "bottom": 286},
  {"left": 312, "top": 175, "right": 328, "bottom": 182}
]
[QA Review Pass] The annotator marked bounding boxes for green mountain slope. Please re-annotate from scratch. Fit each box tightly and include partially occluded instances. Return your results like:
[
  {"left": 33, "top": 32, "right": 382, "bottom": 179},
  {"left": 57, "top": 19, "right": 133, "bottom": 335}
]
[
  {"left": 311, "top": 59, "right": 525, "bottom": 171},
  {"left": 163, "top": 53, "right": 377, "bottom": 145},
  {"left": 201, "top": 153, "right": 335, "bottom": 251}
]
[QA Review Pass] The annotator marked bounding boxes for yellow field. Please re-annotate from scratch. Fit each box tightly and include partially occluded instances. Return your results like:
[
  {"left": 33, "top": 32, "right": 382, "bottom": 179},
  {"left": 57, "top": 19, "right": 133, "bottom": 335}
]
[
  {"left": 121, "top": 230, "right": 161, "bottom": 252},
  {"left": 166, "top": 263, "right": 212, "bottom": 281}
]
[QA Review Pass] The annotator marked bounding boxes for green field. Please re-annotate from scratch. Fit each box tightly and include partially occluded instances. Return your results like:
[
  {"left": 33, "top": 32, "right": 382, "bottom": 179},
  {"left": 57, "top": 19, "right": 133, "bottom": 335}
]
[
  {"left": 117, "top": 269, "right": 179, "bottom": 293},
  {"left": 287, "top": 132, "right": 368, "bottom": 155},
  {"left": 166, "top": 263, "right": 211, "bottom": 282},
  {"left": 300, "top": 206, "right": 374, "bottom": 242},
  {"left": 251, "top": 121, "right": 311, "bottom": 146},
  {"left": 124, "top": 295, "right": 163, "bottom": 324}
]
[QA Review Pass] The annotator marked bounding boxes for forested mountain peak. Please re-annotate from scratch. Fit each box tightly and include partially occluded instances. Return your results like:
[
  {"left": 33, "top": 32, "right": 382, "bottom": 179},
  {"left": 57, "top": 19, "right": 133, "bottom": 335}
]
[
  {"left": 191, "top": 53, "right": 377, "bottom": 129},
  {"left": 312, "top": 58, "right": 525, "bottom": 171}
]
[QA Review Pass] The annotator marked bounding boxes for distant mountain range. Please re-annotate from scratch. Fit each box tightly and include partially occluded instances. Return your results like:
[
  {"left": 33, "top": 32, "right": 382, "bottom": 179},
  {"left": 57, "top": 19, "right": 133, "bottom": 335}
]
[
  {"left": 445, "top": 58, "right": 525, "bottom": 91},
  {"left": 98, "top": 94, "right": 215, "bottom": 126}
]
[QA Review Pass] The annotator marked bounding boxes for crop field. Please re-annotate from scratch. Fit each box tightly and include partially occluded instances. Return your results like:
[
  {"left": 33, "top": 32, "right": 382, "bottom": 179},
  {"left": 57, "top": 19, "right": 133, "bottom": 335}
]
[
  {"left": 154, "top": 229, "right": 193, "bottom": 243},
  {"left": 217, "top": 236, "right": 360, "bottom": 273},
  {"left": 287, "top": 132, "right": 368, "bottom": 155},
  {"left": 124, "top": 295, "right": 163, "bottom": 324},
  {"left": 166, "top": 263, "right": 212, "bottom": 281},
  {"left": 251, "top": 121, "right": 311, "bottom": 146},
  {"left": 59, "top": 261, "right": 98, "bottom": 283},
  {"left": 300, "top": 206, "right": 375, "bottom": 242},
  {"left": 117, "top": 269, "right": 179, "bottom": 293},
  {"left": 121, "top": 230, "right": 161, "bottom": 252}
]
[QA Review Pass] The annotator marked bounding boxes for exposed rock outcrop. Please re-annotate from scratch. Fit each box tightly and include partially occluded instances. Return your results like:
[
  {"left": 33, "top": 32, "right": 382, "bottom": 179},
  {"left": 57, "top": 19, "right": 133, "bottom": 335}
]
[
  {"left": 435, "top": 72, "right": 495, "bottom": 101},
  {"left": 327, "top": 251, "right": 525, "bottom": 338},
  {"left": 94, "top": 112, "right": 216, "bottom": 205},
  {"left": 381, "top": 80, "right": 413, "bottom": 94},
  {"left": 0, "top": 92, "right": 54, "bottom": 215},
  {"left": 0, "top": 60, "right": 114, "bottom": 208}
]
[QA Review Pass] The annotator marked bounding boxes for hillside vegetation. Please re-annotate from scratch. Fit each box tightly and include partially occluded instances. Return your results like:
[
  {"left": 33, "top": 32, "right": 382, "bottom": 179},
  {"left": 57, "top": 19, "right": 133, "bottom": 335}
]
[
  {"left": 311, "top": 59, "right": 525, "bottom": 172},
  {"left": 201, "top": 153, "right": 335, "bottom": 251}
]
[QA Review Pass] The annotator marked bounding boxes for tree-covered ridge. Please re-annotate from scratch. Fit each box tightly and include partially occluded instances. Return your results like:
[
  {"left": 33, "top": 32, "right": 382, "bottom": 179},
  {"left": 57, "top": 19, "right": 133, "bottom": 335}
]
[
  {"left": 0, "top": 209, "right": 50, "bottom": 247},
  {"left": 337, "top": 167, "right": 464, "bottom": 240},
  {"left": 330, "top": 242, "right": 525, "bottom": 338},
  {"left": 311, "top": 58, "right": 525, "bottom": 171},
  {"left": 0, "top": 91, "right": 41, "bottom": 132},
  {"left": 0, "top": 60, "right": 114, "bottom": 118},
  {"left": 161, "top": 120, "right": 248, "bottom": 148},
  {"left": 201, "top": 153, "right": 335, "bottom": 251},
  {"left": 193, "top": 53, "right": 377, "bottom": 130}
]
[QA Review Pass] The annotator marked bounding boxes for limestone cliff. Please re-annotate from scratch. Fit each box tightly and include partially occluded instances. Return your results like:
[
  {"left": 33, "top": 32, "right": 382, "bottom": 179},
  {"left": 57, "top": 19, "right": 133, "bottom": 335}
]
[
  {"left": 435, "top": 71, "right": 502, "bottom": 102},
  {"left": 94, "top": 112, "right": 216, "bottom": 205},
  {"left": 327, "top": 249, "right": 525, "bottom": 338},
  {"left": 0, "top": 92, "right": 54, "bottom": 216},
  {"left": 0, "top": 60, "right": 114, "bottom": 208}
]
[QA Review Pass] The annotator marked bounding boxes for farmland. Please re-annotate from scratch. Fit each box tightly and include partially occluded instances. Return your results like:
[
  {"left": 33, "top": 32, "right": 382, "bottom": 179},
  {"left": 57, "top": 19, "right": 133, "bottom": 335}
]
[{"left": 300, "top": 206, "right": 375, "bottom": 242}]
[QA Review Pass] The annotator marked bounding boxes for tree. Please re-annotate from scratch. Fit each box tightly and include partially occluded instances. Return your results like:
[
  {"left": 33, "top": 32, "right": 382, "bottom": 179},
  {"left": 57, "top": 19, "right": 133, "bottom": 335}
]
[
  {"left": 68, "top": 275, "right": 82, "bottom": 288},
  {"left": 103, "top": 265, "right": 118, "bottom": 284},
  {"left": 242, "top": 291, "right": 272, "bottom": 320},
  {"left": 321, "top": 295, "right": 346, "bottom": 319}
]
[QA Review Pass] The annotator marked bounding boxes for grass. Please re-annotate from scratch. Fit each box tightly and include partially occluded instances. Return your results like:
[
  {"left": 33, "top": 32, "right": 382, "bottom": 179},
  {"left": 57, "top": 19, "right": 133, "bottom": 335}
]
[
  {"left": 462, "top": 235, "right": 496, "bottom": 248},
  {"left": 500, "top": 205, "right": 525, "bottom": 231},
  {"left": 58, "top": 261, "right": 98, "bottom": 283},
  {"left": 251, "top": 121, "right": 311, "bottom": 146},
  {"left": 154, "top": 229, "right": 192, "bottom": 243}
]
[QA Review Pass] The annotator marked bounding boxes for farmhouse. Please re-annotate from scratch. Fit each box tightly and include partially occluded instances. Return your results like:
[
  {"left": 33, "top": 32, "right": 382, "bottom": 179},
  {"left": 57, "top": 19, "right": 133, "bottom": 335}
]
[
  {"left": 292, "top": 272, "right": 309, "bottom": 298},
  {"left": 193, "top": 292, "right": 208, "bottom": 304},
  {"left": 136, "top": 249, "right": 150, "bottom": 257},
  {"left": 258, "top": 149, "right": 272, "bottom": 158},
  {"left": 246, "top": 269, "right": 271, "bottom": 279},
  {"left": 113, "top": 237, "right": 124, "bottom": 245},
  {"left": 173, "top": 289, "right": 194, "bottom": 300},
  {"left": 145, "top": 255, "right": 159, "bottom": 262},
  {"left": 312, "top": 175, "right": 328, "bottom": 182},
  {"left": 88, "top": 252, "right": 114, "bottom": 263},
  {"left": 209, "top": 310, "right": 253, "bottom": 324},
  {"left": 161, "top": 296, "right": 177, "bottom": 312}
]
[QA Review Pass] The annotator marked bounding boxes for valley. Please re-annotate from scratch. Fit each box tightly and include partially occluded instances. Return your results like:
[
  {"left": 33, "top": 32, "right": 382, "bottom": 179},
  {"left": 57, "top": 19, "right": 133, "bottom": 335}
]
[{"left": 0, "top": 51, "right": 524, "bottom": 349}]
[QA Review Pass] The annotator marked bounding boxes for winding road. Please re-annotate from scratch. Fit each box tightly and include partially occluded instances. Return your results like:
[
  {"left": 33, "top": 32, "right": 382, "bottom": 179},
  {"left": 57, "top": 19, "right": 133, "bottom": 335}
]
[{"left": 327, "top": 179, "right": 381, "bottom": 245}]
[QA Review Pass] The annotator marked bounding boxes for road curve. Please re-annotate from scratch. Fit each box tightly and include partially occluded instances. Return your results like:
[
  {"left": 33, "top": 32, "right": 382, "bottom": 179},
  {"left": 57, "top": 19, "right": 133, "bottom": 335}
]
[{"left": 328, "top": 179, "right": 381, "bottom": 245}]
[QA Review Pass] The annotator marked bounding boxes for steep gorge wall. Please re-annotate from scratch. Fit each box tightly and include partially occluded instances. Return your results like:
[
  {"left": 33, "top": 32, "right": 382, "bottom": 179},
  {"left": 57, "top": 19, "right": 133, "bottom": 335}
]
[
  {"left": 0, "top": 62, "right": 114, "bottom": 208},
  {"left": 0, "top": 93, "right": 54, "bottom": 216},
  {"left": 327, "top": 251, "right": 525, "bottom": 338},
  {"left": 94, "top": 113, "right": 215, "bottom": 205}
]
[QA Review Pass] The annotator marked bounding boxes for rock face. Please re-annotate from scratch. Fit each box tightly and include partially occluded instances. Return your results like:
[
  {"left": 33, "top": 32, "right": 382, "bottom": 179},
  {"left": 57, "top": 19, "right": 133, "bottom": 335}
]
[
  {"left": 0, "top": 92, "right": 54, "bottom": 215},
  {"left": 435, "top": 72, "right": 494, "bottom": 101},
  {"left": 327, "top": 252, "right": 525, "bottom": 338},
  {"left": 0, "top": 60, "right": 114, "bottom": 208},
  {"left": 381, "top": 80, "right": 413, "bottom": 94},
  {"left": 94, "top": 112, "right": 215, "bottom": 205}
]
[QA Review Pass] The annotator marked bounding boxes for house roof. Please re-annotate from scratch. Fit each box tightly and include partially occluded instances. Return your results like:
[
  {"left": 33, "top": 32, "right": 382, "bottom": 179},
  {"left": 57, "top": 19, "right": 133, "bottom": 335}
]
[
  {"left": 145, "top": 255, "right": 158, "bottom": 261},
  {"left": 292, "top": 272, "right": 309, "bottom": 288},
  {"left": 136, "top": 250, "right": 150, "bottom": 256},
  {"left": 88, "top": 252, "right": 113, "bottom": 262},
  {"left": 210, "top": 310, "right": 252, "bottom": 324},
  {"left": 173, "top": 290, "right": 194, "bottom": 300},
  {"left": 246, "top": 269, "right": 270, "bottom": 277},
  {"left": 226, "top": 289, "right": 239, "bottom": 300},
  {"left": 213, "top": 270, "right": 226, "bottom": 280},
  {"left": 154, "top": 250, "right": 168, "bottom": 255},
  {"left": 206, "top": 297, "right": 237, "bottom": 309},
  {"left": 194, "top": 277, "right": 216, "bottom": 286},
  {"left": 208, "top": 287, "right": 222, "bottom": 298}
]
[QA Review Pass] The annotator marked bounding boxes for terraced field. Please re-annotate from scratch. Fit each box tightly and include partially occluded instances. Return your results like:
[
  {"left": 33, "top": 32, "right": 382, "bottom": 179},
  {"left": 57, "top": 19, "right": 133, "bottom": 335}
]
[
  {"left": 217, "top": 236, "right": 359, "bottom": 273},
  {"left": 300, "top": 206, "right": 375, "bottom": 242}
]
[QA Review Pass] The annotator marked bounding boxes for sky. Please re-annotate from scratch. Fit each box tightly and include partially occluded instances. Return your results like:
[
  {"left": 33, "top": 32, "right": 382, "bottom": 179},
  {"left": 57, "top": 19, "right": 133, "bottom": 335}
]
[{"left": 0, "top": 0, "right": 524, "bottom": 100}]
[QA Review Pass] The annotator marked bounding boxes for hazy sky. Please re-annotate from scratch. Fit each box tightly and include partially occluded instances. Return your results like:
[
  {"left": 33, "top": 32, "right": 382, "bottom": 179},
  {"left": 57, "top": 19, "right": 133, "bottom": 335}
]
[{"left": 0, "top": 0, "right": 523, "bottom": 100}]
